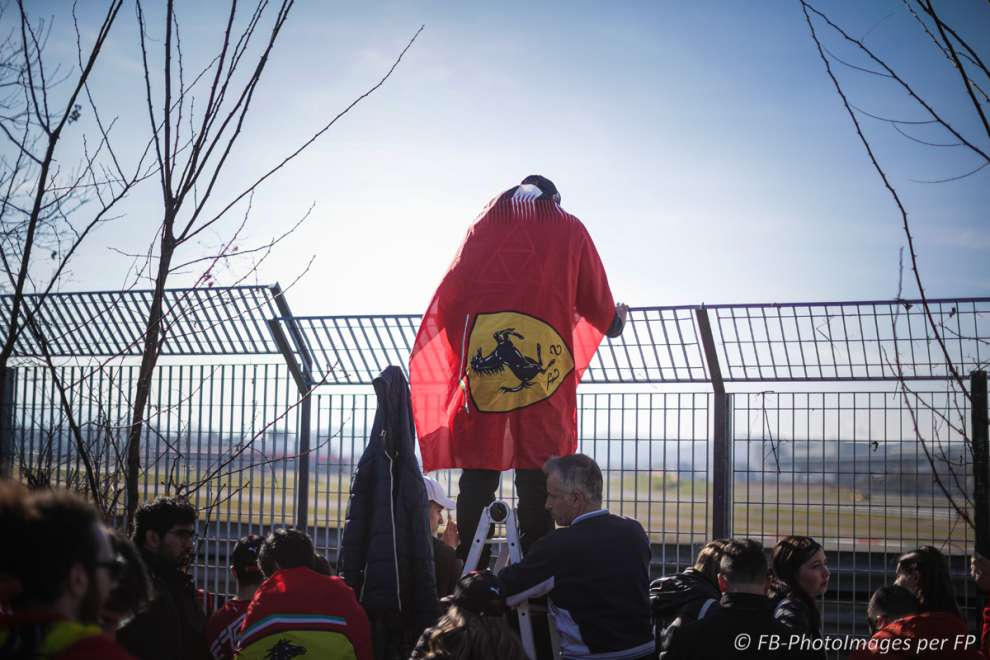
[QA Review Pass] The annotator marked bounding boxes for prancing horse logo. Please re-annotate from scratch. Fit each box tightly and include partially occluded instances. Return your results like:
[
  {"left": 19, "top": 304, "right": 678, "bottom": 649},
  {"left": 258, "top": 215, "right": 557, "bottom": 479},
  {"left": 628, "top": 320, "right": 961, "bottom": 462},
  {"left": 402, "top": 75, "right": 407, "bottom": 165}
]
[
  {"left": 471, "top": 328, "right": 556, "bottom": 393},
  {"left": 264, "top": 639, "right": 307, "bottom": 660},
  {"left": 467, "top": 311, "right": 574, "bottom": 413}
]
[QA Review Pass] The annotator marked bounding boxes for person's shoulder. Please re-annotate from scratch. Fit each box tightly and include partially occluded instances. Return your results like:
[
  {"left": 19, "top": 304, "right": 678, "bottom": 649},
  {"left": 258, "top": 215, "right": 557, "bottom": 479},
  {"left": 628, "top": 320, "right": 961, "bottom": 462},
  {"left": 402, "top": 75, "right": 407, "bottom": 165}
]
[
  {"left": 772, "top": 595, "right": 812, "bottom": 630},
  {"left": 208, "top": 598, "right": 248, "bottom": 626},
  {"left": 602, "top": 512, "right": 649, "bottom": 540}
]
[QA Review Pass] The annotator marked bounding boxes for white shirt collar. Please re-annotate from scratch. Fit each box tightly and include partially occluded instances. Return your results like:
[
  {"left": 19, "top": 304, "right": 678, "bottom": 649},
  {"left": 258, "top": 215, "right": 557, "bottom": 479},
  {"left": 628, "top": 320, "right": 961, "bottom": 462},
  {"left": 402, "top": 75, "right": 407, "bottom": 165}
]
[{"left": 571, "top": 508, "right": 609, "bottom": 526}]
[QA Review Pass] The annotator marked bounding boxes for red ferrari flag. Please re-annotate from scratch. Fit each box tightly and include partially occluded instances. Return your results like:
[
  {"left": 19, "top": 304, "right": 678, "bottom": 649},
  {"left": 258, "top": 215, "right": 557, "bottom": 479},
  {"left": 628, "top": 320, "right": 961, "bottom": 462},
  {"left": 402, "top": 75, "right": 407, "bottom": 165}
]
[{"left": 410, "top": 182, "right": 618, "bottom": 472}]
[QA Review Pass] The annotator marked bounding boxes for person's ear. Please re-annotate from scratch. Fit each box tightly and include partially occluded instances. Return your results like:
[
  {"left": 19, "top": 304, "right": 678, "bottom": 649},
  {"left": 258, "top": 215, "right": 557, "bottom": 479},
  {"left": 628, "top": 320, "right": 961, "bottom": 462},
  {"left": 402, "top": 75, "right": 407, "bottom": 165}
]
[
  {"left": 717, "top": 574, "right": 729, "bottom": 593},
  {"left": 229, "top": 566, "right": 238, "bottom": 582},
  {"left": 145, "top": 530, "right": 161, "bottom": 552},
  {"left": 67, "top": 562, "right": 89, "bottom": 600}
]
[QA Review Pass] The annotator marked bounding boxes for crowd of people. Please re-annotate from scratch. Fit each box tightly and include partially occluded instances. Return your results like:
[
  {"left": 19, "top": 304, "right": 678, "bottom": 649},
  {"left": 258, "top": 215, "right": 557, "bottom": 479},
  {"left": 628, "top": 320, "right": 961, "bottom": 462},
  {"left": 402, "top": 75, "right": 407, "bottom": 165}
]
[
  {"left": 653, "top": 536, "right": 989, "bottom": 659},
  {"left": 2, "top": 453, "right": 990, "bottom": 659}
]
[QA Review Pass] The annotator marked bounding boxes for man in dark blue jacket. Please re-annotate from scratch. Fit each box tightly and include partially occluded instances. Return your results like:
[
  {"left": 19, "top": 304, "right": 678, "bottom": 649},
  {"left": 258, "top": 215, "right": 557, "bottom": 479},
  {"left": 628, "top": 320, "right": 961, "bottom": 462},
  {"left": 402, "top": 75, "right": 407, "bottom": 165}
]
[{"left": 498, "top": 454, "right": 654, "bottom": 660}]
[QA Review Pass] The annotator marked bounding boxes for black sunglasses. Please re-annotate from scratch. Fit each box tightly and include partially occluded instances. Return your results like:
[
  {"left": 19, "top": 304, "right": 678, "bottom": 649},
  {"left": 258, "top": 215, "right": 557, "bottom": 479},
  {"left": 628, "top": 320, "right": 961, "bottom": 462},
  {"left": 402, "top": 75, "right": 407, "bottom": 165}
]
[{"left": 95, "top": 555, "right": 126, "bottom": 580}]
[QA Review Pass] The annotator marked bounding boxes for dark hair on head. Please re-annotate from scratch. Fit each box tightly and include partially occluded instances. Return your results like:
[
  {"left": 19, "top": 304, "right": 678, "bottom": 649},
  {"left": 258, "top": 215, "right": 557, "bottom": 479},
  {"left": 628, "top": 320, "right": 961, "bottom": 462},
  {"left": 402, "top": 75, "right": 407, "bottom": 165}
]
[
  {"left": 694, "top": 539, "right": 730, "bottom": 583},
  {"left": 0, "top": 480, "right": 36, "bottom": 575},
  {"left": 718, "top": 539, "right": 768, "bottom": 587},
  {"left": 105, "top": 529, "right": 153, "bottom": 616},
  {"left": 258, "top": 528, "right": 314, "bottom": 577},
  {"left": 520, "top": 174, "right": 560, "bottom": 204},
  {"left": 419, "top": 599, "right": 527, "bottom": 660},
  {"left": 896, "top": 546, "right": 960, "bottom": 617},
  {"left": 770, "top": 536, "right": 823, "bottom": 633},
  {"left": 17, "top": 490, "right": 102, "bottom": 606},
  {"left": 543, "top": 453, "right": 602, "bottom": 504},
  {"left": 132, "top": 497, "right": 196, "bottom": 549},
  {"left": 867, "top": 584, "right": 919, "bottom": 632},
  {"left": 452, "top": 570, "right": 505, "bottom": 617},
  {"left": 230, "top": 534, "right": 264, "bottom": 585}
]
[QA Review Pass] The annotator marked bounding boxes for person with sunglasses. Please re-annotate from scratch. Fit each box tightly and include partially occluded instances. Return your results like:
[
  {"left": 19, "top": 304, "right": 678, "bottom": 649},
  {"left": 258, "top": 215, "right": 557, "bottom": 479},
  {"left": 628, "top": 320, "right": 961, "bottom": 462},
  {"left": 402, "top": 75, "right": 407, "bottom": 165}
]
[
  {"left": 118, "top": 497, "right": 210, "bottom": 660},
  {"left": 0, "top": 489, "right": 134, "bottom": 659}
]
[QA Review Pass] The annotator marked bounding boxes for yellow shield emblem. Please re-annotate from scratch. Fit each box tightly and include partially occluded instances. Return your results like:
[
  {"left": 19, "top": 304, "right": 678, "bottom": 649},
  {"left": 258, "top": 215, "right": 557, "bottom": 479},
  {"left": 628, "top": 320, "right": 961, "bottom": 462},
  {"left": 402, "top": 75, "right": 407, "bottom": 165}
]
[{"left": 467, "top": 311, "right": 574, "bottom": 413}]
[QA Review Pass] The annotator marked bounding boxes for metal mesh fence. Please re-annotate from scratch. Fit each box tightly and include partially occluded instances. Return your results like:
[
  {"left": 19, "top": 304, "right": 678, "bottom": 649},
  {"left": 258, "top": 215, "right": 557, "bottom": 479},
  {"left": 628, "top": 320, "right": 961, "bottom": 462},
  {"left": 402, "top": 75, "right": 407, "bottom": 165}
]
[
  {"left": 732, "top": 389, "right": 978, "bottom": 636},
  {"left": 2, "top": 293, "right": 988, "bottom": 642},
  {"left": 9, "top": 362, "right": 300, "bottom": 599}
]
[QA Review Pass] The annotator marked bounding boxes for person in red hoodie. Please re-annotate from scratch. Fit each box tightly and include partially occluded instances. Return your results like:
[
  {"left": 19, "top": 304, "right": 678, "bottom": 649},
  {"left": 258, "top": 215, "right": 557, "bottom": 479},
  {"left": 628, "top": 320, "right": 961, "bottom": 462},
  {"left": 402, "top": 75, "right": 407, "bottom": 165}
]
[
  {"left": 973, "top": 552, "right": 990, "bottom": 659},
  {"left": 850, "top": 584, "right": 982, "bottom": 659},
  {"left": 0, "top": 490, "right": 134, "bottom": 659},
  {"left": 207, "top": 534, "right": 264, "bottom": 660},
  {"left": 236, "top": 528, "right": 372, "bottom": 660}
]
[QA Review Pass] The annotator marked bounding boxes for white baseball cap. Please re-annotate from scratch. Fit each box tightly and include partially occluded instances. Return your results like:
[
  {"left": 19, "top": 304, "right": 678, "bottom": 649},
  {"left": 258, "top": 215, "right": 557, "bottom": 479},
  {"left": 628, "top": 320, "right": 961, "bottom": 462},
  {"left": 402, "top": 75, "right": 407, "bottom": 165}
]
[{"left": 423, "top": 476, "right": 456, "bottom": 510}]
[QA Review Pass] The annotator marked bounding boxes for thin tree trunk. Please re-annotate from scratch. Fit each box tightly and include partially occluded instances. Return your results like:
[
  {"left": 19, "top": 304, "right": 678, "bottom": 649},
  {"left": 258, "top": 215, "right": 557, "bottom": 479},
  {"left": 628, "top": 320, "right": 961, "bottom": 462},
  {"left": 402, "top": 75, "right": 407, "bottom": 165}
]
[{"left": 125, "top": 220, "right": 176, "bottom": 530}]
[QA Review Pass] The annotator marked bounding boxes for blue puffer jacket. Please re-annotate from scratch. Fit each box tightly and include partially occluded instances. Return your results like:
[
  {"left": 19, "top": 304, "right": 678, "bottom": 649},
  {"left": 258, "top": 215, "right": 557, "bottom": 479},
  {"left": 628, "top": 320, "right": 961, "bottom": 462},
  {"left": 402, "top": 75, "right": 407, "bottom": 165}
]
[{"left": 339, "top": 366, "right": 439, "bottom": 637}]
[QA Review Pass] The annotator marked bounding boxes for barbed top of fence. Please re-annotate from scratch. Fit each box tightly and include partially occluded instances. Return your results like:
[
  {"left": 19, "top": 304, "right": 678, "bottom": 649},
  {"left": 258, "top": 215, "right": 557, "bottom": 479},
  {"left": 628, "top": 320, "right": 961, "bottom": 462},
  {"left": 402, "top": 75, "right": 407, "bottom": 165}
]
[
  {"left": 0, "top": 285, "right": 288, "bottom": 357},
  {"left": 5, "top": 289, "right": 986, "bottom": 380},
  {"left": 275, "top": 297, "right": 990, "bottom": 385}
]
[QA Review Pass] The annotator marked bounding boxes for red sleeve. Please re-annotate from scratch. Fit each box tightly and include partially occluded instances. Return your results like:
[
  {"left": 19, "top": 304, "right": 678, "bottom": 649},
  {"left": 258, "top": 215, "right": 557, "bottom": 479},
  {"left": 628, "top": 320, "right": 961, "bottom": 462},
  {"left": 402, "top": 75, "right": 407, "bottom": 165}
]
[
  {"left": 981, "top": 599, "right": 989, "bottom": 658},
  {"left": 574, "top": 227, "right": 616, "bottom": 334}
]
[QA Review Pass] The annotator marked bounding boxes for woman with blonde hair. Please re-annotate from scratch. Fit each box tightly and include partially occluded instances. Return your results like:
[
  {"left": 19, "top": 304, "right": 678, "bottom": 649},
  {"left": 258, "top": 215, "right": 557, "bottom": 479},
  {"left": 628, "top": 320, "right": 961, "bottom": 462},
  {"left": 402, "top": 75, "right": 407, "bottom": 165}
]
[{"left": 410, "top": 570, "right": 526, "bottom": 660}]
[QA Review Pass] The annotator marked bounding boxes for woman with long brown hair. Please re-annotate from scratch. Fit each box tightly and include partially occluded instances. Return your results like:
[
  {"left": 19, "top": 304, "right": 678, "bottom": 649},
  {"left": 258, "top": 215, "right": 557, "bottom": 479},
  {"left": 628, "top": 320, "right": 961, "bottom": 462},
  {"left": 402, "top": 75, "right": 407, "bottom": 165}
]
[{"left": 769, "top": 535, "right": 830, "bottom": 639}]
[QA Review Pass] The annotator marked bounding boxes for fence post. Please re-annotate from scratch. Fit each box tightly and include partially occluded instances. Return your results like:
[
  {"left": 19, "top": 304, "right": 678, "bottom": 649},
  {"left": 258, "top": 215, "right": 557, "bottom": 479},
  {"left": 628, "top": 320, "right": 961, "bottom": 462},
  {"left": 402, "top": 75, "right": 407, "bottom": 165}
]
[
  {"left": 695, "top": 308, "right": 732, "bottom": 540},
  {"left": 973, "top": 370, "right": 989, "bottom": 557},
  {"left": 296, "top": 394, "right": 312, "bottom": 531},
  {"left": 0, "top": 367, "right": 13, "bottom": 478},
  {"left": 266, "top": 287, "right": 316, "bottom": 533}
]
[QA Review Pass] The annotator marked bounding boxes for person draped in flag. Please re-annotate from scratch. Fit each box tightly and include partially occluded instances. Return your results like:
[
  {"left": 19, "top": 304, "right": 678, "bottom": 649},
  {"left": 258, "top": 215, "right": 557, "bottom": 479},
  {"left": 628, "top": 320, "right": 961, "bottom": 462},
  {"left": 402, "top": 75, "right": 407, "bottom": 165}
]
[{"left": 410, "top": 174, "right": 627, "bottom": 561}]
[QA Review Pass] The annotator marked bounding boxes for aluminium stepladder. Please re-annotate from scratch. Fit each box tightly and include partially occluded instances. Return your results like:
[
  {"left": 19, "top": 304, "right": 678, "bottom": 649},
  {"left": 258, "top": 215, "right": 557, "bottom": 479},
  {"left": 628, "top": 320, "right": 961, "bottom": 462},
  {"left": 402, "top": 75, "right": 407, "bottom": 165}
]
[{"left": 460, "top": 500, "right": 559, "bottom": 660}]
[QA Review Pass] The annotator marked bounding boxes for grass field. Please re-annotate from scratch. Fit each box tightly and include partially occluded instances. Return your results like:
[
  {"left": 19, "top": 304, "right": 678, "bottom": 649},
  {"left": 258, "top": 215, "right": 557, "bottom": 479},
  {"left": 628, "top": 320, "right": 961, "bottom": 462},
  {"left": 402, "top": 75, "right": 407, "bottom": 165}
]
[{"left": 27, "top": 461, "right": 971, "bottom": 555}]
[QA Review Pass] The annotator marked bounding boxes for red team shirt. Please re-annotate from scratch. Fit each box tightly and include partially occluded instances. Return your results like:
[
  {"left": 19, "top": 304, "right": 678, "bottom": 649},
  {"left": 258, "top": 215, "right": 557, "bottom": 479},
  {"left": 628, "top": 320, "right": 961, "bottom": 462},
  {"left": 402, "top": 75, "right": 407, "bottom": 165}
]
[{"left": 206, "top": 598, "right": 251, "bottom": 660}]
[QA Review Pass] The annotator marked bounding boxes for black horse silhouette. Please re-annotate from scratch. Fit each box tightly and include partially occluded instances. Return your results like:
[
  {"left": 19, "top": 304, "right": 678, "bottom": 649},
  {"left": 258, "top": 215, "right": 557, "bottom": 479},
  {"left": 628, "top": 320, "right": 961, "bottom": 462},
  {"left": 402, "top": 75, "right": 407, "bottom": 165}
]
[
  {"left": 470, "top": 328, "right": 556, "bottom": 393},
  {"left": 264, "top": 639, "right": 307, "bottom": 660}
]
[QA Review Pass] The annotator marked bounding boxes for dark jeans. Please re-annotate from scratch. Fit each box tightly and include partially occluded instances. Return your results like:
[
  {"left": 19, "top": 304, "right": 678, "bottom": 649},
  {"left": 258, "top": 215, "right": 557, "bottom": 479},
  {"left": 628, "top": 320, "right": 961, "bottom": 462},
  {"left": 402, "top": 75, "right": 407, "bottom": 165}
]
[{"left": 456, "top": 468, "right": 554, "bottom": 564}]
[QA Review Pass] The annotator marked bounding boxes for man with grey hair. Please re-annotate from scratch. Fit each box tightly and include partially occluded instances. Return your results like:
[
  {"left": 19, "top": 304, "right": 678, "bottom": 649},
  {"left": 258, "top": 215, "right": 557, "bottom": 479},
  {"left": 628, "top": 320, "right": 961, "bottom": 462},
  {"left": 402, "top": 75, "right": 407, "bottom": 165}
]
[{"left": 498, "top": 454, "right": 654, "bottom": 660}]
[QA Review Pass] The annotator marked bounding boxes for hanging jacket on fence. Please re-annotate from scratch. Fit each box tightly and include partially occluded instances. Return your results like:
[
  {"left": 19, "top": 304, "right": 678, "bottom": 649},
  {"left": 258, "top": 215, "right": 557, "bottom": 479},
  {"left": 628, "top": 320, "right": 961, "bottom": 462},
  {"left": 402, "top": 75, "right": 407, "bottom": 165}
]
[{"left": 339, "top": 366, "right": 440, "bottom": 657}]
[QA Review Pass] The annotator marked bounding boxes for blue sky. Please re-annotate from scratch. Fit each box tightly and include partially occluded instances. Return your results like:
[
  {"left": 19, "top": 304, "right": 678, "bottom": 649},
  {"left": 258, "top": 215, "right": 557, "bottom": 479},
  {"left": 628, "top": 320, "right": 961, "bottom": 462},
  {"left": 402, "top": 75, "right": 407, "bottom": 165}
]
[{"left": 27, "top": 1, "right": 990, "bottom": 314}]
